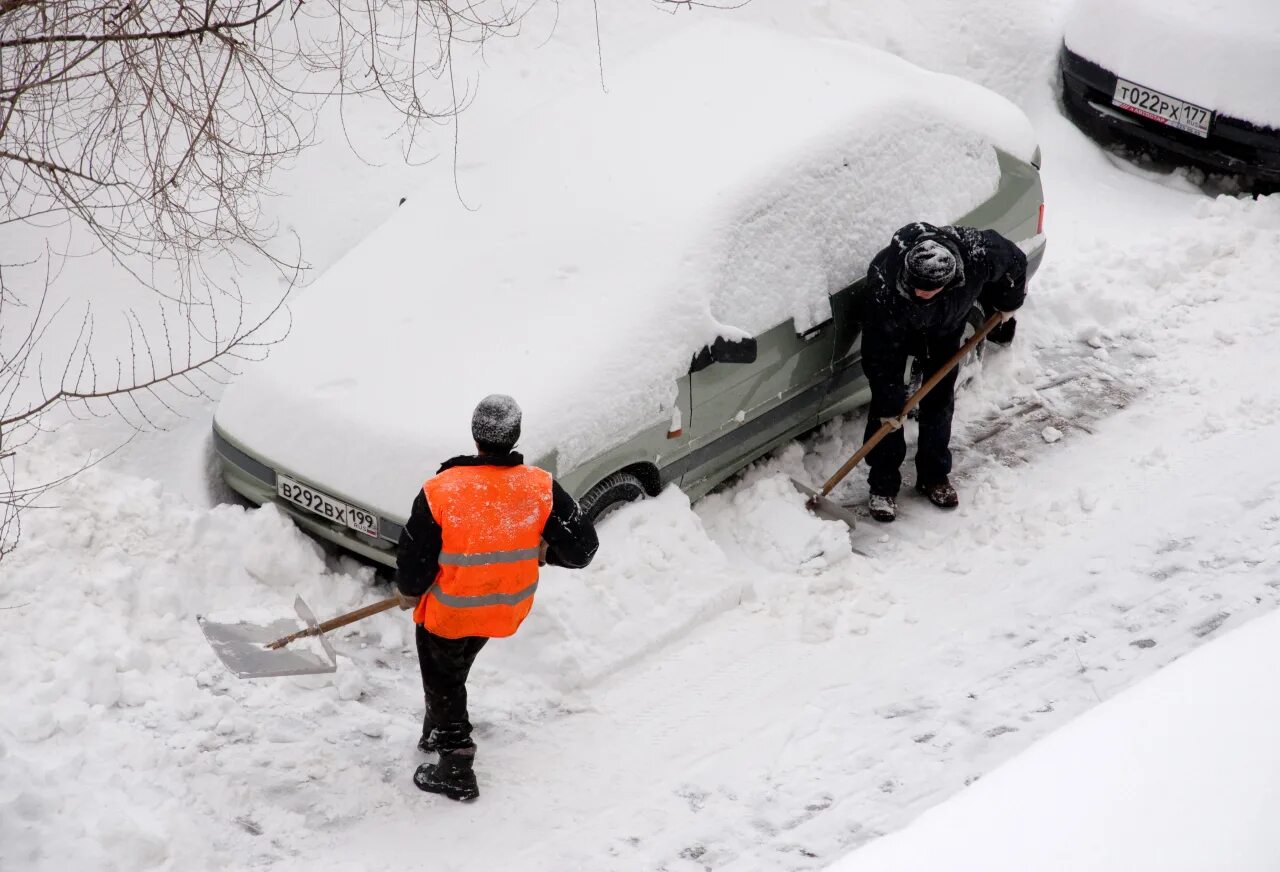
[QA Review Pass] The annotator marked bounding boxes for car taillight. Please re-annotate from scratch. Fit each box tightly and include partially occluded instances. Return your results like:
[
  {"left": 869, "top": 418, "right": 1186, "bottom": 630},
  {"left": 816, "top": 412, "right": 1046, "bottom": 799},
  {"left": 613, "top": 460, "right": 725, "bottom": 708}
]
[{"left": 1037, "top": 203, "right": 1045, "bottom": 236}]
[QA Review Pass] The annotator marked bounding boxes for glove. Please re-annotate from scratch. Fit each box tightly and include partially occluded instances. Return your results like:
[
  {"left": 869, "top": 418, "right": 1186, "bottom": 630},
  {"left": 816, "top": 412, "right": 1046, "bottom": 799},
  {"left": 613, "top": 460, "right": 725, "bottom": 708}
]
[
  {"left": 879, "top": 416, "right": 904, "bottom": 431},
  {"left": 397, "top": 592, "right": 420, "bottom": 611},
  {"left": 998, "top": 310, "right": 1017, "bottom": 324},
  {"left": 989, "top": 317, "right": 1017, "bottom": 346}
]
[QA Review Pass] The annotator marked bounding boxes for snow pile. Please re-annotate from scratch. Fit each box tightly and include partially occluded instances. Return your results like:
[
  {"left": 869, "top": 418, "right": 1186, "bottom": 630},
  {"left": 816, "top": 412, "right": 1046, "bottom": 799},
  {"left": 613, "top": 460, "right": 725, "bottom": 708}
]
[
  {"left": 831, "top": 606, "right": 1280, "bottom": 872},
  {"left": 744, "top": 0, "right": 1070, "bottom": 107},
  {"left": 1065, "top": 0, "right": 1280, "bottom": 127},
  {"left": 491, "top": 488, "right": 753, "bottom": 688},
  {"left": 1028, "top": 193, "right": 1280, "bottom": 352},
  {"left": 214, "top": 21, "right": 1037, "bottom": 520},
  {"left": 0, "top": 454, "right": 381, "bottom": 871},
  {"left": 0, "top": 451, "right": 850, "bottom": 869},
  {"left": 697, "top": 446, "right": 859, "bottom": 578}
]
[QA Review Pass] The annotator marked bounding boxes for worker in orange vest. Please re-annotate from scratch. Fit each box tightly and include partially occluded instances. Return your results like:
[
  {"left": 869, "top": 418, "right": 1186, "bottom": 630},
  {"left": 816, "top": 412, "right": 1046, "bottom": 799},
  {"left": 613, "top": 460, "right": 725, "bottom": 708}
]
[{"left": 395, "top": 394, "right": 599, "bottom": 801}]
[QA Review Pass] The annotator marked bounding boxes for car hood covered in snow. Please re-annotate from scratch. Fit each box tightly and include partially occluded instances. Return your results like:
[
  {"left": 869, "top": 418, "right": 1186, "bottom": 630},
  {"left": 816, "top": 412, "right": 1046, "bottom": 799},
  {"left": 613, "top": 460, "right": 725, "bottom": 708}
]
[
  {"left": 215, "top": 22, "right": 1038, "bottom": 520},
  {"left": 1064, "top": 0, "right": 1280, "bottom": 129}
]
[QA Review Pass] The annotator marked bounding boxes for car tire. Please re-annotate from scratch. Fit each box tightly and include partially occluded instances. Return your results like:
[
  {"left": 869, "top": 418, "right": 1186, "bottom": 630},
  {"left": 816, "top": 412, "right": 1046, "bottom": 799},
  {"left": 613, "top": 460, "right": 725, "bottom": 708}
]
[{"left": 580, "top": 472, "right": 648, "bottom": 525}]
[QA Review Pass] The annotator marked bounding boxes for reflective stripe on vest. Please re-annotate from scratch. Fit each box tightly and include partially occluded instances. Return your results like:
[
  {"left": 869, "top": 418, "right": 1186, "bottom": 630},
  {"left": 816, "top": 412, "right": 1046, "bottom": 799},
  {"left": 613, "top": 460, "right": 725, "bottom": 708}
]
[
  {"left": 414, "top": 463, "right": 554, "bottom": 640},
  {"left": 425, "top": 579, "right": 539, "bottom": 608},
  {"left": 437, "top": 547, "right": 542, "bottom": 567}
]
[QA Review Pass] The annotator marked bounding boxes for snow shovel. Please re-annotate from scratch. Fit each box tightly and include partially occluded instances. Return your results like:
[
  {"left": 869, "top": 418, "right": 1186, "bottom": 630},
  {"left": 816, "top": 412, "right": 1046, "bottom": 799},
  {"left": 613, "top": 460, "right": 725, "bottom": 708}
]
[
  {"left": 797, "top": 313, "right": 1004, "bottom": 527},
  {"left": 198, "top": 595, "right": 399, "bottom": 679}
]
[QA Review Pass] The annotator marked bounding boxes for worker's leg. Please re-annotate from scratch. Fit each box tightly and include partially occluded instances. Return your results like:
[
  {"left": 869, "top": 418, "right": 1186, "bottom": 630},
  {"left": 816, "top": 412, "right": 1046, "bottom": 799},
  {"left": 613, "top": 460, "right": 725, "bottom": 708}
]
[
  {"left": 914, "top": 330, "right": 964, "bottom": 488},
  {"left": 864, "top": 391, "right": 909, "bottom": 498},
  {"left": 416, "top": 626, "right": 488, "bottom": 752},
  {"left": 860, "top": 323, "right": 910, "bottom": 499}
]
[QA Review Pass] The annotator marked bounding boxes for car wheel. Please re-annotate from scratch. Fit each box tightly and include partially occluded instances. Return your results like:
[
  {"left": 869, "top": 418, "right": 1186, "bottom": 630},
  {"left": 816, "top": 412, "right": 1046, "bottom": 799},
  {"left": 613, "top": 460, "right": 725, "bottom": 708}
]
[{"left": 580, "top": 472, "right": 648, "bottom": 525}]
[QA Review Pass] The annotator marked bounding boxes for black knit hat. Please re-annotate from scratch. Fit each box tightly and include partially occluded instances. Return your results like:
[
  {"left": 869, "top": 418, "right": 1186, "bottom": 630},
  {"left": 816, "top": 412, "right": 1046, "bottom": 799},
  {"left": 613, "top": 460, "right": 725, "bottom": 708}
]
[
  {"left": 904, "top": 239, "right": 958, "bottom": 291},
  {"left": 472, "top": 394, "right": 521, "bottom": 453}
]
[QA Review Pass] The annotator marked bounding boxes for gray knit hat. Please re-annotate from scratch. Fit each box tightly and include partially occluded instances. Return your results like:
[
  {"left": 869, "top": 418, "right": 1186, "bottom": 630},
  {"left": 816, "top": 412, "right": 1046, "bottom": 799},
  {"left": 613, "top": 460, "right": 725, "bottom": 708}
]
[
  {"left": 472, "top": 394, "right": 522, "bottom": 452},
  {"left": 904, "top": 239, "right": 958, "bottom": 291}
]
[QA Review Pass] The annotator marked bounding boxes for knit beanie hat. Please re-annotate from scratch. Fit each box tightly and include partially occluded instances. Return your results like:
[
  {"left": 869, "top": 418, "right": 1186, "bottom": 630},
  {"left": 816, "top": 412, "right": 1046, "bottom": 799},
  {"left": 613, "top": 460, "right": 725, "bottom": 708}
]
[{"left": 472, "top": 394, "right": 521, "bottom": 453}]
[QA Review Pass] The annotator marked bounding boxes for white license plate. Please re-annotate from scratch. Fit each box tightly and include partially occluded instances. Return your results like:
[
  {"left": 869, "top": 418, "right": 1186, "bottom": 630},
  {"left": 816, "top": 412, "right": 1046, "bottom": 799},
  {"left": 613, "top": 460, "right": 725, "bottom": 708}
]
[
  {"left": 1112, "top": 79, "right": 1213, "bottom": 138},
  {"left": 277, "top": 475, "right": 379, "bottom": 538}
]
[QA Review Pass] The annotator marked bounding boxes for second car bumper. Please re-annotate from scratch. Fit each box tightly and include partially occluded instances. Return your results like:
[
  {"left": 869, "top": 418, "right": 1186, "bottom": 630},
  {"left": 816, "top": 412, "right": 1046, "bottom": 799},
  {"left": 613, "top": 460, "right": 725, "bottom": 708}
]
[{"left": 1060, "top": 47, "right": 1280, "bottom": 184}]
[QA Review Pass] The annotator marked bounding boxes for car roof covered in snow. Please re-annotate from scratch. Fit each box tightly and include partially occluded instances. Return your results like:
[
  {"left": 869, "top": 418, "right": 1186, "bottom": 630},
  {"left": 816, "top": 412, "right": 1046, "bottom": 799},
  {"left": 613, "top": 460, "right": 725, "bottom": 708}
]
[
  {"left": 1065, "top": 0, "right": 1280, "bottom": 129},
  {"left": 215, "top": 22, "right": 1038, "bottom": 518}
]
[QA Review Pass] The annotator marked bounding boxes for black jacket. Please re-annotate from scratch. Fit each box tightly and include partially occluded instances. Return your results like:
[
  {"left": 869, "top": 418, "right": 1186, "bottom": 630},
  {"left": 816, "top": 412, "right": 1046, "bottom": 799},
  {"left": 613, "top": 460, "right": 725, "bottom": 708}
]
[
  {"left": 395, "top": 452, "right": 599, "bottom": 598},
  {"left": 860, "top": 223, "right": 1027, "bottom": 402}
]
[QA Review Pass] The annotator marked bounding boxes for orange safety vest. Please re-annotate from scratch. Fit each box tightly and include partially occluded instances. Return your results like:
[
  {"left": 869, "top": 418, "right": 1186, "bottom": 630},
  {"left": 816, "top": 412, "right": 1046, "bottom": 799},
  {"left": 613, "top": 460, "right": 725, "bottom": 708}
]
[{"left": 413, "top": 464, "right": 554, "bottom": 639}]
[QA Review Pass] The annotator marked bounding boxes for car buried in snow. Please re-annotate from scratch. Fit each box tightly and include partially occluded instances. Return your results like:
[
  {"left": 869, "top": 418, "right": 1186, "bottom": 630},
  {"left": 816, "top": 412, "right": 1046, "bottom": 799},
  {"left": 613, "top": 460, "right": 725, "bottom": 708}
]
[
  {"left": 212, "top": 23, "right": 1047, "bottom": 568},
  {"left": 1060, "top": 0, "right": 1280, "bottom": 190}
]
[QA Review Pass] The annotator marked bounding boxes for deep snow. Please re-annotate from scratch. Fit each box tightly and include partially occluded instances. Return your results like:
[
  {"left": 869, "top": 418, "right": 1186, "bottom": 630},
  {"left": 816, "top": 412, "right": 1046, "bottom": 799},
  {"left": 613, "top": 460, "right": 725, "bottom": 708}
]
[{"left": 3, "top": 1, "right": 1280, "bottom": 870}]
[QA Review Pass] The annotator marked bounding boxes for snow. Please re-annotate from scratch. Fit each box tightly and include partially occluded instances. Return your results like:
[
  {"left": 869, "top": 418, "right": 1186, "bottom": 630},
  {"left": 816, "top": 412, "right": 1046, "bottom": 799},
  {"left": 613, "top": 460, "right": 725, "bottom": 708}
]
[
  {"left": 213, "top": 21, "right": 1039, "bottom": 520},
  {"left": 831, "top": 606, "right": 1280, "bottom": 872},
  {"left": 5, "top": 0, "right": 1280, "bottom": 870},
  {"left": 1064, "top": 0, "right": 1280, "bottom": 128}
]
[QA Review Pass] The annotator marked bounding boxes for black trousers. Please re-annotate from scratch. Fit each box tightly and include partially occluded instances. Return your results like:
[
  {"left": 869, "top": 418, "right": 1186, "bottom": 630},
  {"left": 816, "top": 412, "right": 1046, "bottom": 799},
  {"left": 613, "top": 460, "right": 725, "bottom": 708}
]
[
  {"left": 864, "top": 329, "right": 964, "bottom": 498},
  {"left": 416, "top": 625, "right": 488, "bottom": 753}
]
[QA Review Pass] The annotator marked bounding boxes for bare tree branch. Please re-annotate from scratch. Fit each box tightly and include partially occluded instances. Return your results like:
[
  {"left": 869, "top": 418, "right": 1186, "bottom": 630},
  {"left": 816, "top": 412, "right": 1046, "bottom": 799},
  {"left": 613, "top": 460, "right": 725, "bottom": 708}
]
[
  {"left": 0, "top": 0, "right": 289, "bottom": 49},
  {"left": 0, "top": 0, "right": 752, "bottom": 560},
  {"left": 1, "top": 0, "right": 551, "bottom": 559}
]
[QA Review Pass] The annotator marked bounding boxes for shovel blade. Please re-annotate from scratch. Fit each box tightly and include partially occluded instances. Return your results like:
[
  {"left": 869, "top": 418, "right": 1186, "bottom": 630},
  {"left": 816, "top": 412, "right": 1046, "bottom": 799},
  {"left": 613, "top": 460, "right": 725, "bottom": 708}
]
[
  {"left": 791, "top": 479, "right": 860, "bottom": 529},
  {"left": 198, "top": 596, "right": 338, "bottom": 679}
]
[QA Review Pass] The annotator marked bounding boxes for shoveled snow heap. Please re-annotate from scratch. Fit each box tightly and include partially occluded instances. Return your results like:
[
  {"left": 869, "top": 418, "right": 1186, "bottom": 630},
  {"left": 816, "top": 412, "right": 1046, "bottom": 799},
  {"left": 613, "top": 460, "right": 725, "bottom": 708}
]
[
  {"left": 1064, "top": 0, "right": 1280, "bottom": 128},
  {"left": 214, "top": 21, "right": 1037, "bottom": 520}
]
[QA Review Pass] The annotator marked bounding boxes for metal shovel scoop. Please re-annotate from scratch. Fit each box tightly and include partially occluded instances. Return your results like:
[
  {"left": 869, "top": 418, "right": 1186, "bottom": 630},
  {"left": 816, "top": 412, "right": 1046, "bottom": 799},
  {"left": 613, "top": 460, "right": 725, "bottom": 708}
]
[{"left": 198, "top": 595, "right": 399, "bottom": 679}]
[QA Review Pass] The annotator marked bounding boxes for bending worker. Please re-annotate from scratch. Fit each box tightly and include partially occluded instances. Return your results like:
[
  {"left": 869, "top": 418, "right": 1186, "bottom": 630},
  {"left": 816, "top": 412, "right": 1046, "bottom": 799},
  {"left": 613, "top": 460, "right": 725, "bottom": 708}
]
[
  {"left": 395, "top": 394, "right": 598, "bottom": 801},
  {"left": 859, "top": 222, "right": 1026, "bottom": 523}
]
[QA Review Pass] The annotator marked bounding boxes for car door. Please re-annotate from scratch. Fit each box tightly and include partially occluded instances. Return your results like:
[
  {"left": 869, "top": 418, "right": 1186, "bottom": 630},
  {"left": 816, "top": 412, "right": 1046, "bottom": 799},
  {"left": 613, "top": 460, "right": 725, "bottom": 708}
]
[
  {"left": 818, "top": 278, "right": 872, "bottom": 423},
  {"left": 679, "top": 317, "right": 835, "bottom": 492}
]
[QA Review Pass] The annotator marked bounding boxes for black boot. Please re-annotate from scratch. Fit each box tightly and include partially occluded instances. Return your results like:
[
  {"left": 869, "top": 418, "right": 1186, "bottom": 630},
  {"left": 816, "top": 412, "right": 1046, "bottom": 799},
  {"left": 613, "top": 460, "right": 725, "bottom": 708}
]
[
  {"left": 414, "top": 748, "right": 479, "bottom": 802},
  {"left": 916, "top": 477, "right": 959, "bottom": 509},
  {"left": 868, "top": 493, "right": 897, "bottom": 523}
]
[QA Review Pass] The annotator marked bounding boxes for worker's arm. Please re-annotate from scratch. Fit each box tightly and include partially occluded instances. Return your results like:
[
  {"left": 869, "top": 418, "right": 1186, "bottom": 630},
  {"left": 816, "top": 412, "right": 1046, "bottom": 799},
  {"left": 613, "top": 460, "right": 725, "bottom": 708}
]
[
  {"left": 541, "top": 481, "right": 599, "bottom": 569},
  {"left": 976, "top": 229, "right": 1028, "bottom": 314},
  {"left": 395, "top": 490, "right": 442, "bottom": 598}
]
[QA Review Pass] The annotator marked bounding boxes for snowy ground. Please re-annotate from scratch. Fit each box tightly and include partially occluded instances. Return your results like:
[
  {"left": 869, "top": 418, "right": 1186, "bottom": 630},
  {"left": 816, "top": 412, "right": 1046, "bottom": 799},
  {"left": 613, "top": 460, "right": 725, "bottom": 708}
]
[
  {"left": 835, "top": 605, "right": 1280, "bottom": 872},
  {"left": 4, "top": 1, "right": 1280, "bottom": 871}
]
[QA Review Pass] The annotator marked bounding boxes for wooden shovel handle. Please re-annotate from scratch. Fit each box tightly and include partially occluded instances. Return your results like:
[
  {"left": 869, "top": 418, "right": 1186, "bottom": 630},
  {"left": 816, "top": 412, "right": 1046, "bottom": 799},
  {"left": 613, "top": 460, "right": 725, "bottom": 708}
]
[
  {"left": 814, "top": 313, "right": 1004, "bottom": 499},
  {"left": 265, "top": 596, "right": 400, "bottom": 650}
]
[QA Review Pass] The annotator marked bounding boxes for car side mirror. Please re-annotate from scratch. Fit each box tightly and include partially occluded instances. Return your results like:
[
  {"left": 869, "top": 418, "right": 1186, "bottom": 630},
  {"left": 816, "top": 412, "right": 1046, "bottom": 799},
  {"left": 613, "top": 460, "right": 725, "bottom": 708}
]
[{"left": 690, "top": 336, "right": 758, "bottom": 373}]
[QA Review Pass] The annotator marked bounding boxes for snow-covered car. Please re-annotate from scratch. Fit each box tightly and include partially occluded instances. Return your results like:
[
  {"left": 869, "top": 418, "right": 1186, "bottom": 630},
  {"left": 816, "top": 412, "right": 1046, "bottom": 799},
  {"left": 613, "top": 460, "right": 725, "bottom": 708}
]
[
  {"left": 1060, "top": 0, "right": 1280, "bottom": 188},
  {"left": 212, "top": 23, "right": 1047, "bottom": 568}
]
